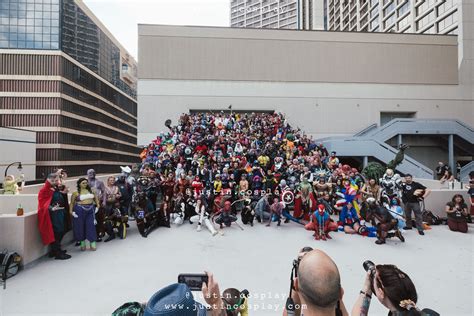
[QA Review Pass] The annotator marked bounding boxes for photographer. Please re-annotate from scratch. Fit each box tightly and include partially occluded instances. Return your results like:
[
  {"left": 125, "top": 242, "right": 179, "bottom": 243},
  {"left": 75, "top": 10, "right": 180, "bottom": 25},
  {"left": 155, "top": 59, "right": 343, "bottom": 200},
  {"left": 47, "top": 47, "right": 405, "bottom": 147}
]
[
  {"left": 445, "top": 194, "right": 468, "bottom": 233},
  {"left": 352, "top": 263, "right": 439, "bottom": 316},
  {"left": 283, "top": 247, "right": 348, "bottom": 316}
]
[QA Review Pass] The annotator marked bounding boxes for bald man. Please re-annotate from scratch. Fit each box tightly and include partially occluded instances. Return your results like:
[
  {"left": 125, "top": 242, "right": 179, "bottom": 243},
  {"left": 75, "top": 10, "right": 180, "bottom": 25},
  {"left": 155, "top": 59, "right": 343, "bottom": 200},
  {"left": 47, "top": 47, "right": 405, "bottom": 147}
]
[{"left": 284, "top": 249, "right": 348, "bottom": 316}]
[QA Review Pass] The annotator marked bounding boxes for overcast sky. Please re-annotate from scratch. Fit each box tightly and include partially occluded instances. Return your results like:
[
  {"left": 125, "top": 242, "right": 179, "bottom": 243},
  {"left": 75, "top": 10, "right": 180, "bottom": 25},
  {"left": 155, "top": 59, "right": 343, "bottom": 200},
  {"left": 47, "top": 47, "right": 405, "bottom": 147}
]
[{"left": 83, "top": 0, "right": 230, "bottom": 59}]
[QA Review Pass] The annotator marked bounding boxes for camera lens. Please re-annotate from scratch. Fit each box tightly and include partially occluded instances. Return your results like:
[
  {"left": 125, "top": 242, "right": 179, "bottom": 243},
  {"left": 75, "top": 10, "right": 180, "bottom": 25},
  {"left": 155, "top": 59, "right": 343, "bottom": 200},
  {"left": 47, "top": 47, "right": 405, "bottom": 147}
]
[{"left": 363, "top": 260, "right": 375, "bottom": 273}]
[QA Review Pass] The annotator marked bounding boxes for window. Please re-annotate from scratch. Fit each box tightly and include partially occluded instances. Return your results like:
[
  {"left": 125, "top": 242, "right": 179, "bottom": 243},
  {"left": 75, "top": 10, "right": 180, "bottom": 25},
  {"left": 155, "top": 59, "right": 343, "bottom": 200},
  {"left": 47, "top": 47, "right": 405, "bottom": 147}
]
[
  {"left": 398, "top": 15, "right": 409, "bottom": 28},
  {"left": 371, "top": 4, "right": 378, "bottom": 18},
  {"left": 416, "top": 11, "right": 434, "bottom": 30},
  {"left": 398, "top": 1, "right": 409, "bottom": 16},
  {"left": 437, "top": 11, "right": 457, "bottom": 32},
  {"left": 438, "top": 0, "right": 455, "bottom": 15}
]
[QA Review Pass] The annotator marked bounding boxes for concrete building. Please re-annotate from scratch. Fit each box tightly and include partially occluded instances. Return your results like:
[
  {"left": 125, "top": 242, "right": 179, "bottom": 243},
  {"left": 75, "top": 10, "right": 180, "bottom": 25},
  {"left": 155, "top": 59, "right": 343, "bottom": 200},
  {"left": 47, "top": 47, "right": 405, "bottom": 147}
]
[
  {"left": 138, "top": 0, "right": 473, "bottom": 178},
  {"left": 0, "top": 0, "right": 138, "bottom": 179},
  {"left": 230, "top": 0, "right": 325, "bottom": 30},
  {"left": 327, "top": 0, "right": 459, "bottom": 34},
  {"left": 0, "top": 127, "right": 36, "bottom": 182}
]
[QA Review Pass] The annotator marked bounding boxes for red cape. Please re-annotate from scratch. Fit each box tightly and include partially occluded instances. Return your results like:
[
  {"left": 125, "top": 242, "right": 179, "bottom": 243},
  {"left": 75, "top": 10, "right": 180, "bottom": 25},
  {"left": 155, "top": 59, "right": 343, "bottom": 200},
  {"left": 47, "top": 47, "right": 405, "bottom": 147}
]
[{"left": 37, "top": 180, "right": 55, "bottom": 245}]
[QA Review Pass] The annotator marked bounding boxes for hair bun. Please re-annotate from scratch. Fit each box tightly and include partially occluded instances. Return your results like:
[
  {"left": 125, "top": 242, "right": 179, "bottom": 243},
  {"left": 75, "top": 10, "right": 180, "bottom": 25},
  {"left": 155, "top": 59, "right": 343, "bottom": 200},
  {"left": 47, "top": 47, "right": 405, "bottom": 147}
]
[{"left": 399, "top": 299, "right": 419, "bottom": 311}]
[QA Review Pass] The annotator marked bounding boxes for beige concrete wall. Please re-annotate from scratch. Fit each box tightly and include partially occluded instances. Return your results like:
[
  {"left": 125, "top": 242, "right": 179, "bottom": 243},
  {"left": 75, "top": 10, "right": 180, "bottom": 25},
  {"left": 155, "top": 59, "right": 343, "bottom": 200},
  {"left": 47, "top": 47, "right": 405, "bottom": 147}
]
[
  {"left": 0, "top": 127, "right": 36, "bottom": 182},
  {"left": 137, "top": 79, "right": 474, "bottom": 145},
  {"left": 138, "top": 24, "right": 458, "bottom": 85}
]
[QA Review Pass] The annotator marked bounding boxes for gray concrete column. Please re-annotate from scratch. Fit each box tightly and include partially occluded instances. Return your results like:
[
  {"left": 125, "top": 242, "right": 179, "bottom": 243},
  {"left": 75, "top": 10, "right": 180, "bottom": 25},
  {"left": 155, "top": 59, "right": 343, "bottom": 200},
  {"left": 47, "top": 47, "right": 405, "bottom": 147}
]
[
  {"left": 363, "top": 156, "right": 368, "bottom": 168},
  {"left": 397, "top": 134, "right": 403, "bottom": 147},
  {"left": 448, "top": 134, "right": 454, "bottom": 175}
]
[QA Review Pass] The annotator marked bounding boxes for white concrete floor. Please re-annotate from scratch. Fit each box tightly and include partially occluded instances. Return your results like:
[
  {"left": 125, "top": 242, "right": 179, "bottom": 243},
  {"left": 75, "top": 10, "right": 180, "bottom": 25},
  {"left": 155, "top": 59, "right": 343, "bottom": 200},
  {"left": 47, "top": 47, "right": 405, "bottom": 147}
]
[{"left": 1, "top": 219, "right": 472, "bottom": 316}]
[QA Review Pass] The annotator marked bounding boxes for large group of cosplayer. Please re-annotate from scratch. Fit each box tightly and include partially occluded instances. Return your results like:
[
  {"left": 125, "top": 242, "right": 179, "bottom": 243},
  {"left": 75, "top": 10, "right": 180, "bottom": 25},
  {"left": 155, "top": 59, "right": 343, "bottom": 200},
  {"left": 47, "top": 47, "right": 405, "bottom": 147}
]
[{"left": 37, "top": 112, "right": 435, "bottom": 260}]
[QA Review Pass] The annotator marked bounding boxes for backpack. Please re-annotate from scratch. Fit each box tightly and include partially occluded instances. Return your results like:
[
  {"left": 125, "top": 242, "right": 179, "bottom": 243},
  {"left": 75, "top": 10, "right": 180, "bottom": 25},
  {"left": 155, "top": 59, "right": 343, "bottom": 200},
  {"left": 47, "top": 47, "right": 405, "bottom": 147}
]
[
  {"left": 422, "top": 210, "right": 442, "bottom": 225},
  {"left": 0, "top": 250, "right": 22, "bottom": 289}
]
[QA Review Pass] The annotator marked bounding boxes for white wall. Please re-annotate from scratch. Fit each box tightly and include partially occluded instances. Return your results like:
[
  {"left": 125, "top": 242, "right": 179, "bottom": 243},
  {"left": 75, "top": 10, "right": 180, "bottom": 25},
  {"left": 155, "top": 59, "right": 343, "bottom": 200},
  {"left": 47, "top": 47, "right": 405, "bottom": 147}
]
[{"left": 0, "top": 127, "right": 36, "bottom": 181}]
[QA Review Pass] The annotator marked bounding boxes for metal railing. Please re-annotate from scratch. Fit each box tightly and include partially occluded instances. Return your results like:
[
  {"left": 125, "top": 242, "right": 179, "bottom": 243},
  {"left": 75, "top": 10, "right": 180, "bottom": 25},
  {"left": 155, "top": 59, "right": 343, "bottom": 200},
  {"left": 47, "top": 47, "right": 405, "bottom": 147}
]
[{"left": 460, "top": 161, "right": 474, "bottom": 183}]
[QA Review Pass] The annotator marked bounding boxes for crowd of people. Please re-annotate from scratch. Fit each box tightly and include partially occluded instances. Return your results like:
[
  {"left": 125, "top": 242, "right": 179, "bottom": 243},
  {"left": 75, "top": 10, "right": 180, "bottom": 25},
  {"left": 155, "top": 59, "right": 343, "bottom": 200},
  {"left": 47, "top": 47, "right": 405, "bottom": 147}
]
[{"left": 36, "top": 112, "right": 472, "bottom": 260}]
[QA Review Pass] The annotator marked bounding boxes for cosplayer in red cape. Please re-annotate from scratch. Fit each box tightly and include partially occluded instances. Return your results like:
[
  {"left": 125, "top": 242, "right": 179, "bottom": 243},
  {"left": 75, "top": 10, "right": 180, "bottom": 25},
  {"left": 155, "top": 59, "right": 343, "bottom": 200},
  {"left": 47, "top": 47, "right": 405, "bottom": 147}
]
[
  {"left": 305, "top": 204, "right": 335, "bottom": 241},
  {"left": 37, "top": 169, "right": 71, "bottom": 260}
]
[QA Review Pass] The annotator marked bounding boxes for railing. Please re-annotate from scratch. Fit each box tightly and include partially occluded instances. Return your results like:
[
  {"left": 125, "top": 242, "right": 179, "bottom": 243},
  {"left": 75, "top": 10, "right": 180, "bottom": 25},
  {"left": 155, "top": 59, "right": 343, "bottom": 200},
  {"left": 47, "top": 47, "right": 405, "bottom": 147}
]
[
  {"left": 460, "top": 161, "right": 474, "bottom": 183},
  {"left": 366, "top": 119, "right": 474, "bottom": 143},
  {"left": 354, "top": 123, "right": 378, "bottom": 137}
]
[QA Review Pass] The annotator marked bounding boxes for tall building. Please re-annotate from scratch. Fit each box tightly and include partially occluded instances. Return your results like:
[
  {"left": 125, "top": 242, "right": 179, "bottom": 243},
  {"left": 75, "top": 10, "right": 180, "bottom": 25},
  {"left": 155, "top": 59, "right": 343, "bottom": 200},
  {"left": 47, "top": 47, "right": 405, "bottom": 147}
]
[
  {"left": 230, "top": 0, "right": 325, "bottom": 30},
  {"left": 0, "top": 0, "right": 138, "bottom": 178},
  {"left": 327, "top": 0, "right": 459, "bottom": 35}
]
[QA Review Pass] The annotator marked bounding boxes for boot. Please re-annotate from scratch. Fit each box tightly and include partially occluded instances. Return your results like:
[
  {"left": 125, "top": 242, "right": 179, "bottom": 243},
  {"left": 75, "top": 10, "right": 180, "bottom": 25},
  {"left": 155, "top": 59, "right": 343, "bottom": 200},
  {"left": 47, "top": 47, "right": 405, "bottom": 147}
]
[
  {"left": 395, "top": 230, "right": 405, "bottom": 242},
  {"left": 325, "top": 233, "right": 332, "bottom": 240},
  {"left": 315, "top": 234, "right": 320, "bottom": 240},
  {"left": 375, "top": 239, "right": 385, "bottom": 245},
  {"left": 55, "top": 252, "right": 71, "bottom": 260},
  {"left": 321, "top": 234, "right": 327, "bottom": 241}
]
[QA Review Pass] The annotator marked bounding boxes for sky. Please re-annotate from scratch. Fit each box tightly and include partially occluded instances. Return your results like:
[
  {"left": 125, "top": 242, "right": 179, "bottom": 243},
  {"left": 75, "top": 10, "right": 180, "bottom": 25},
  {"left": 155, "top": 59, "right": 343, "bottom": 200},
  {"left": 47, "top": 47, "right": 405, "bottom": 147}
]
[{"left": 83, "top": 0, "right": 230, "bottom": 59}]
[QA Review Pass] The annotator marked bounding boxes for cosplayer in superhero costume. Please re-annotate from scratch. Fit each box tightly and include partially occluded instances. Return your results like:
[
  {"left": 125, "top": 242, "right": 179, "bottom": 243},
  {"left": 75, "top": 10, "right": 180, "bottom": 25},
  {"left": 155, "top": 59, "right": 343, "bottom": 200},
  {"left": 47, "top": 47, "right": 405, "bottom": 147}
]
[
  {"left": 366, "top": 198, "right": 405, "bottom": 245},
  {"left": 37, "top": 170, "right": 71, "bottom": 260},
  {"left": 266, "top": 197, "right": 285, "bottom": 227},
  {"left": 305, "top": 204, "right": 332, "bottom": 241},
  {"left": 190, "top": 198, "right": 218, "bottom": 236},
  {"left": 214, "top": 201, "right": 238, "bottom": 229},
  {"left": 87, "top": 169, "right": 106, "bottom": 241},
  {"left": 134, "top": 192, "right": 169, "bottom": 238}
]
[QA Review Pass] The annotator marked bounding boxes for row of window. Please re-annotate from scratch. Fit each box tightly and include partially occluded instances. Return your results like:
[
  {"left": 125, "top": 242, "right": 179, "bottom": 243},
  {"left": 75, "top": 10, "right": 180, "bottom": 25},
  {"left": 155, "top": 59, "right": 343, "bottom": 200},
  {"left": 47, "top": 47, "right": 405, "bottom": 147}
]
[
  {"left": 37, "top": 131, "right": 139, "bottom": 154},
  {"left": 2, "top": 113, "right": 137, "bottom": 145},
  {"left": 37, "top": 148, "right": 138, "bottom": 163}
]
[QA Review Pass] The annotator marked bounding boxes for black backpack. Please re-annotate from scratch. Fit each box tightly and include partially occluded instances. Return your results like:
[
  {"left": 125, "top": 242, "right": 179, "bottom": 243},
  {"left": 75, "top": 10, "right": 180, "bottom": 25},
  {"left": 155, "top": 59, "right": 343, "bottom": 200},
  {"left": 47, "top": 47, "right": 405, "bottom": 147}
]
[
  {"left": 422, "top": 210, "right": 442, "bottom": 225},
  {"left": 0, "top": 250, "right": 22, "bottom": 289}
]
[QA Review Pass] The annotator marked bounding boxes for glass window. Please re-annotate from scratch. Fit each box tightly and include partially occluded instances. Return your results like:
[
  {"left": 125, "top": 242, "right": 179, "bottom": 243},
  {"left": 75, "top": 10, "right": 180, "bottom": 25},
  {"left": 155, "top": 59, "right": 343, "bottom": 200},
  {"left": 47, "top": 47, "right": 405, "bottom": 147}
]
[
  {"left": 0, "top": 32, "right": 7, "bottom": 41},
  {"left": 438, "top": 0, "right": 454, "bottom": 15},
  {"left": 438, "top": 11, "right": 457, "bottom": 31},
  {"left": 17, "top": 41, "right": 26, "bottom": 48},
  {"left": 0, "top": 25, "right": 8, "bottom": 32},
  {"left": 371, "top": 5, "right": 378, "bottom": 18},
  {"left": 0, "top": 40, "right": 8, "bottom": 47},
  {"left": 398, "top": 1, "right": 409, "bottom": 16},
  {"left": 50, "top": 26, "right": 58, "bottom": 34}
]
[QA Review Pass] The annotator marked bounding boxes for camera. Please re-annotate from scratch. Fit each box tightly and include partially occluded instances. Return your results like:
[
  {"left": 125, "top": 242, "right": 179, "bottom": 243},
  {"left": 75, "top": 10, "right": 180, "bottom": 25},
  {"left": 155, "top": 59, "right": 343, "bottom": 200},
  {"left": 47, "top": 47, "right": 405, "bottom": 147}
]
[
  {"left": 363, "top": 260, "right": 376, "bottom": 275},
  {"left": 363, "top": 260, "right": 377, "bottom": 294}
]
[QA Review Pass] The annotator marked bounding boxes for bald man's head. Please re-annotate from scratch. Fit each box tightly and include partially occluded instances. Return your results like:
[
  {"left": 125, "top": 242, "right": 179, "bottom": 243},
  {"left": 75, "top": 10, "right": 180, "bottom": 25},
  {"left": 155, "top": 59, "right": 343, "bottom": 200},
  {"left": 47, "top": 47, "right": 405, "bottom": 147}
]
[{"left": 297, "top": 250, "right": 341, "bottom": 309}]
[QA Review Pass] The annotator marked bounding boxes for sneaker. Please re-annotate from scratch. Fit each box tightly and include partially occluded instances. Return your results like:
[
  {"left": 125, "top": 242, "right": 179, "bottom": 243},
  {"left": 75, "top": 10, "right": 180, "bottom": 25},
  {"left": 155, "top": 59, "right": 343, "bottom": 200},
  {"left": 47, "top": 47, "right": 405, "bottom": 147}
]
[
  {"left": 55, "top": 253, "right": 71, "bottom": 260},
  {"left": 418, "top": 230, "right": 425, "bottom": 235},
  {"left": 403, "top": 227, "right": 412, "bottom": 230},
  {"left": 375, "top": 239, "right": 386, "bottom": 245}
]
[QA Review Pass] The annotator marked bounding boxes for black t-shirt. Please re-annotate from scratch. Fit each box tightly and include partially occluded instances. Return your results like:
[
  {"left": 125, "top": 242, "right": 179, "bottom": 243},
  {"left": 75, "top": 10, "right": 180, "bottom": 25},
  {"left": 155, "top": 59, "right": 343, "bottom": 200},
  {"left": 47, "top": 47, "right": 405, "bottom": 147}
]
[
  {"left": 401, "top": 181, "right": 426, "bottom": 203},
  {"left": 446, "top": 202, "right": 467, "bottom": 220},
  {"left": 468, "top": 187, "right": 474, "bottom": 200}
]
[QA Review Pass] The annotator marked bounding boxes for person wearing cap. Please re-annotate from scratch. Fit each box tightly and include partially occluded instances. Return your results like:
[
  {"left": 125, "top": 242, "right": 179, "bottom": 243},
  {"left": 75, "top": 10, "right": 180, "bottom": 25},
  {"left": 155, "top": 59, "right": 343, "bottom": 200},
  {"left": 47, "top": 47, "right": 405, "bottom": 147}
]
[{"left": 113, "top": 273, "right": 225, "bottom": 316}]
